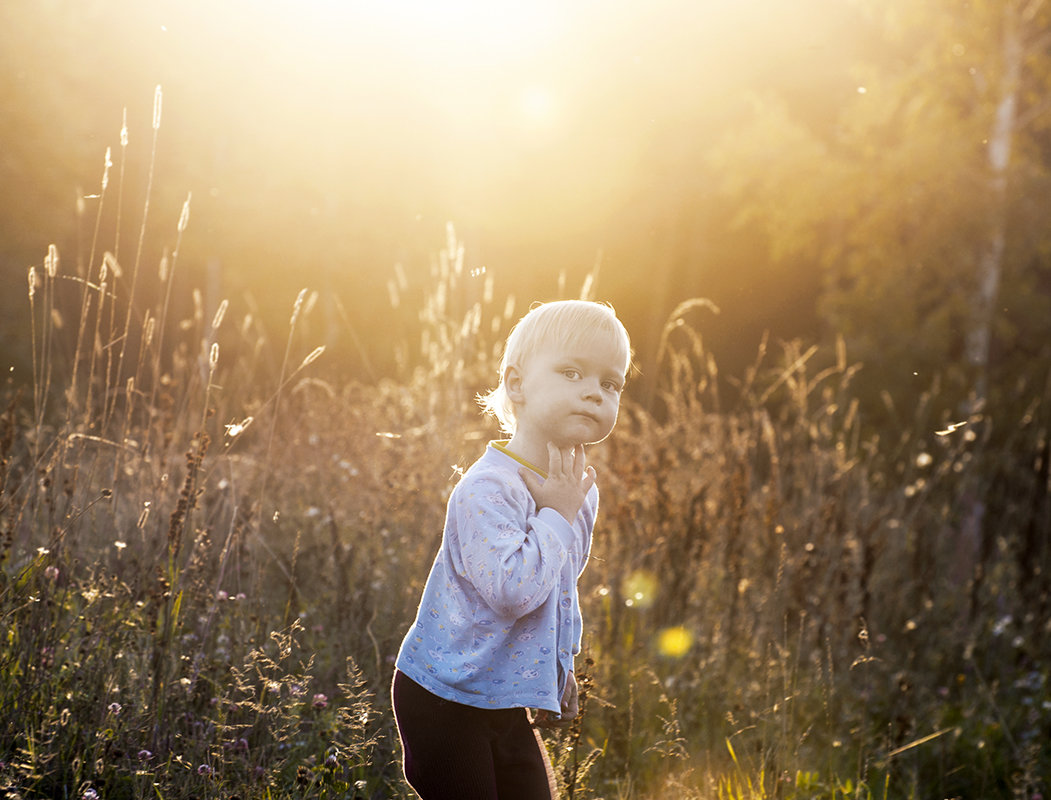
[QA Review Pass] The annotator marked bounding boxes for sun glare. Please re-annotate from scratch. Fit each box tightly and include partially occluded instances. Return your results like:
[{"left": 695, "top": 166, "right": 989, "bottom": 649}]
[
  {"left": 251, "top": 0, "right": 568, "bottom": 131},
  {"left": 352, "top": 0, "right": 558, "bottom": 59},
  {"left": 518, "top": 84, "right": 556, "bottom": 125}
]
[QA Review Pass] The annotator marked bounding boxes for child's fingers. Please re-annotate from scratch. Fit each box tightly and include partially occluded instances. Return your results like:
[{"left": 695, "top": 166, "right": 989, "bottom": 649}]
[
  {"left": 549, "top": 443, "right": 577, "bottom": 478},
  {"left": 520, "top": 468, "right": 542, "bottom": 495},
  {"left": 538, "top": 442, "right": 593, "bottom": 493},
  {"left": 546, "top": 442, "right": 564, "bottom": 476},
  {"left": 533, "top": 709, "right": 571, "bottom": 729},
  {"left": 582, "top": 465, "right": 596, "bottom": 493},
  {"left": 546, "top": 443, "right": 591, "bottom": 480}
]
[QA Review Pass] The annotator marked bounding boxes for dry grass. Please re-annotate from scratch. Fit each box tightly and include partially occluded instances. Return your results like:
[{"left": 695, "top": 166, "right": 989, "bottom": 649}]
[{"left": 1, "top": 96, "right": 1048, "bottom": 800}]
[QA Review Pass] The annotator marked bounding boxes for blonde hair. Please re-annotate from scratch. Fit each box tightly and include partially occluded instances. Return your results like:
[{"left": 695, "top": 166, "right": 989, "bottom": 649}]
[{"left": 478, "top": 299, "right": 632, "bottom": 435}]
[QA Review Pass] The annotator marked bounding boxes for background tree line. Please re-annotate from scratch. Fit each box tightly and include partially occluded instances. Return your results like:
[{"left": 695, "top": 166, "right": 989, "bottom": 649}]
[{"left": 2, "top": 0, "right": 1049, "bottom": 568}]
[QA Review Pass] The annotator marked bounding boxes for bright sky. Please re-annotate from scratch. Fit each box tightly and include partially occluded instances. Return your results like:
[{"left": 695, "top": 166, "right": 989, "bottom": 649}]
[{"left": 1, "top": 0, "right": 861, "bottom": 373}]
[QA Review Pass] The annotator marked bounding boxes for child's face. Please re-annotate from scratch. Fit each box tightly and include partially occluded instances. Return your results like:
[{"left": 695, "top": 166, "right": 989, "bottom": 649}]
[{"left": 507, "top": 334, "right": 626, "bottom": 451}]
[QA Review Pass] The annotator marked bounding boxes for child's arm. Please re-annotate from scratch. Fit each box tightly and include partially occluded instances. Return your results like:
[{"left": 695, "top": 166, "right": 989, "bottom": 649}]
[{"left": 455, "top": 454, "right": 591, "bottom": 620}]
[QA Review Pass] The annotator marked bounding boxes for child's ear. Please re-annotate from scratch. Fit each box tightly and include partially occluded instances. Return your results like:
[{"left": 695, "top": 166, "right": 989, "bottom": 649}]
[{"left": 504, "top": 365, "right": 526, "bottom": 404}]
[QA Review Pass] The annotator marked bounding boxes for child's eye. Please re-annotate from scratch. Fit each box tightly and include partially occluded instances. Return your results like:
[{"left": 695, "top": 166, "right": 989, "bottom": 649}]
[
  {"left": 603, "top": 380, "right": 623, "bottom": 393},
  {"left": 562, "top": 368, "right": 581, "bottom": 380}
]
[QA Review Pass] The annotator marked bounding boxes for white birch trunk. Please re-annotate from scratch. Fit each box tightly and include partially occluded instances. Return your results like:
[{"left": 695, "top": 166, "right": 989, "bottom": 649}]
[
  {"left": 957, "top": 4, "right": 1026, "bottom": 615},
  {"left": 965, "top": 5, "right": 1023, "bottom": 407}
]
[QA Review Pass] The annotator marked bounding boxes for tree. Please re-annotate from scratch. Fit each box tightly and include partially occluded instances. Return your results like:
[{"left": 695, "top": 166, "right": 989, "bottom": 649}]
[
  {"left": 710, "top": 0, "right": 1051, "bottom": 625},
  {"left": 710, "top": 0, "right": 1051, "bottom": 421}
]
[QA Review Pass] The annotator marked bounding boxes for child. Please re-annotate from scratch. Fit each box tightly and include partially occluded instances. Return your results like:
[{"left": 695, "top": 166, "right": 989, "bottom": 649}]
[{"left": 392, "top": 299, "right": 632, "bottom": 799}]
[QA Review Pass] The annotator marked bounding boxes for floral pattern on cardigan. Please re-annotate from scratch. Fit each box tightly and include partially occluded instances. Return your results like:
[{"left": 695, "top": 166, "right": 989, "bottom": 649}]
[{"left": 395, "top": 442, "right": 596, "bottom": 712}]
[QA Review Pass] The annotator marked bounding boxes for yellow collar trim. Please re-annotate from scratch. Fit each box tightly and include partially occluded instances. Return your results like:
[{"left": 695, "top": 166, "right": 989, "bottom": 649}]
[{"left": 491, "top": 440, "right": 547, "bottom": 479}]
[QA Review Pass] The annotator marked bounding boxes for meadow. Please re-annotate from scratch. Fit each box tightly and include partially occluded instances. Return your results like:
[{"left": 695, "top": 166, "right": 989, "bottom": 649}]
[{"left": 2, "top": 123, "right": 1049, "bottom": 800}]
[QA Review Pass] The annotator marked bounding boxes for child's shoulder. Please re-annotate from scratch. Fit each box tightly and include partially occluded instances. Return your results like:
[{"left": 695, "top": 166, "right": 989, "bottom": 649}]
[
  {"left": 454, "top": 444, "right": 526, "bottom": 495},
  {"left": 461, "top": 444, "right": 519, "bottom": 482}
]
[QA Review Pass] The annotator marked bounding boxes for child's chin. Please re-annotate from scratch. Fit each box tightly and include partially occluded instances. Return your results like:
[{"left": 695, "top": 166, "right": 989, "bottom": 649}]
[
  {"left": 583, "top": 423, "right": 615, "bottom": 444},
  {"left": 555, "top": 420, "right": 612, "bottom": 448}
]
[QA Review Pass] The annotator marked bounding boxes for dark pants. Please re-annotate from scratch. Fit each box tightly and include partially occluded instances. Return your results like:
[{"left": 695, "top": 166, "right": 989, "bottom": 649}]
[{"left": 392, "top": 670, "right": 557, "bottom": 800}]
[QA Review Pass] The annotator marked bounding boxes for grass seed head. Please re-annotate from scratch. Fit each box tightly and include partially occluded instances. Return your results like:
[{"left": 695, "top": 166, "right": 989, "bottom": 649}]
[
  {"left": 224, "top": 416, "right": 254, "bottom": 437},
  {"left": 290, "top": 287, "right": 308, "bottom": 326},
  {"left": 102, "top": 146, "right": 112, "bottom": 191},
  {"left": 177, "top": 192, "right": 191, "bottom": 233},
  {"left": 300, "top": 346, "right": 325, "bottom": 369},
  {"left": 212, "top": 299, "right": 229, "bottom": 331},
  {"left": 103, "top": 251, "right": 121, "bottom": 279},
  {"left": 152, "top": 84, "right": 162, "bottom": 130}
]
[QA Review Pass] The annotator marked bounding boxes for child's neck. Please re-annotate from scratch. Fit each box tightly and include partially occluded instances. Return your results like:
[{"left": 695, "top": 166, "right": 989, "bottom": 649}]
[
  {"left": 493, "top": 440, "right": 547, "bottom": 477},
  {"left": 505, "top": 430, "right": 572, "bottom": 475}
]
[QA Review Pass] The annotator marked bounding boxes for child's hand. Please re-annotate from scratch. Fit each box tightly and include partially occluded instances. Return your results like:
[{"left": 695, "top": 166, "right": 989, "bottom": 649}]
[
  {"left": 520, "top": 443, "right": 596, "bottom": 523},
  {"left": 561, "top": 670, "right": 579, "bottom": 720},
  {"left": 533, "top": 671, "right": 578, "bottom": 729}
]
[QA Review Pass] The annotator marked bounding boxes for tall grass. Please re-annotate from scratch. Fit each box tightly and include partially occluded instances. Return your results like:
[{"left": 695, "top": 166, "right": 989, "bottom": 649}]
[{"left": 1, "top": 94, "right": 1048, "bottom": 799}]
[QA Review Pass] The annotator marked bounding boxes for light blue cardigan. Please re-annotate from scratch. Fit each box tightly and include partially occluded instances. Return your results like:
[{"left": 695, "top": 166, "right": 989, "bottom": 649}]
[{"left": 395, "top": 441, "right": 596, "bottom": 713}]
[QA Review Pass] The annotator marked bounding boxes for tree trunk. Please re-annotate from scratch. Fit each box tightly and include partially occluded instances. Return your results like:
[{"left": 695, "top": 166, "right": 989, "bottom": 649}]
[
  {"left": 960, "top": 3, "right": 1024, "bottom": 618},
  {"left": 965, "top": 5, "right": 1023, "bottom": 407}
]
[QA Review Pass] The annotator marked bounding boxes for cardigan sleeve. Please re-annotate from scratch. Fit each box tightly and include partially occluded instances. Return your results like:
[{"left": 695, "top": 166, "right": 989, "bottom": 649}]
[{"left": 452, "top": 472, "right": 579, "bottom": 620}]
